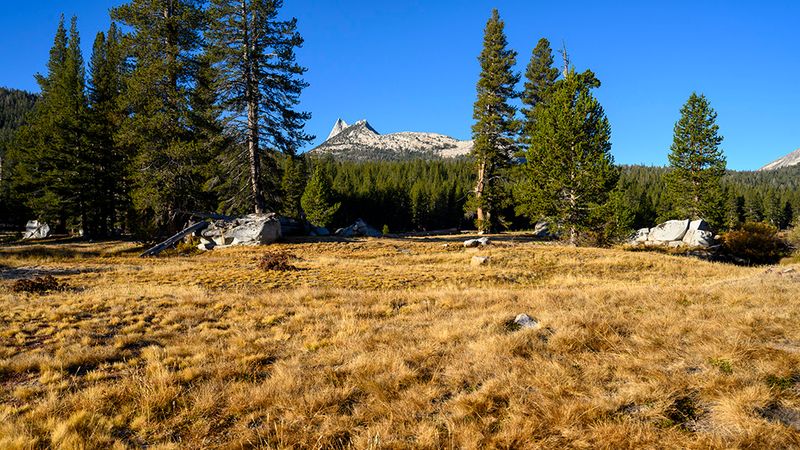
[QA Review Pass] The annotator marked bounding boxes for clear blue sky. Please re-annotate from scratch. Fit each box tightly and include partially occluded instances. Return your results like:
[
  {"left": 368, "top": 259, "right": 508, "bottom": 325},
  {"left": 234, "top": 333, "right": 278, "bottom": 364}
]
[{"left": 1, "top": 1, "right": 797, "bottom": 170}]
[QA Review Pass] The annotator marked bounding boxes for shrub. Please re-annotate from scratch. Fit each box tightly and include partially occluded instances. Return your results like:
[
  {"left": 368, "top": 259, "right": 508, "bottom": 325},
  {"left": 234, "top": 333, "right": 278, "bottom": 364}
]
[
  {"left": 720, "top": 222, "right": 786, "bottom": 265},
  {"left": 786, "top": 221, "right": 800, "bottom": 250},
  {"left": 258, "top": 252, "right": 298, "bottom": 271},
  {"left": 11, "top": 275, "right": 68, "bottom": 293}
]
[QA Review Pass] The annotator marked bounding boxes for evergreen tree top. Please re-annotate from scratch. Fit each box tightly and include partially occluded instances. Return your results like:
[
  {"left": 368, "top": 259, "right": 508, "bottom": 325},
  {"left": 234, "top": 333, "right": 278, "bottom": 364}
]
[
  {"left": 669, "top": 92, "right": 725, "bottom": 172},
  {"left": 522, "top": 38, "right": 559, "bottom": 113}
]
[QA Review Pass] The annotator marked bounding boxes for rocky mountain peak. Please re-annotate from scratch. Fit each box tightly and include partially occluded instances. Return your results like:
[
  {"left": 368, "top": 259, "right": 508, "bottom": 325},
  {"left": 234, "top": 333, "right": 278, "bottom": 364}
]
[
  {"left": 310, "top": 118, "right": 473, "bottom": 161},
  {"left": 327, "top": 118, "right": 349, "bottom": 140},
  {"left": 352, "top": 119, "right": 379, "bottom": 135},
  {"left": 759, "top": 148, "right": 800, "bottom": 171}
]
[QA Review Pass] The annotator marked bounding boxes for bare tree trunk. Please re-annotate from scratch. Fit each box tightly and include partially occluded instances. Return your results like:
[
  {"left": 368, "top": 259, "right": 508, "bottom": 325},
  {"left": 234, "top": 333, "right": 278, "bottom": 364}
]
[
  {"left": 475, "top": 157, "right": 488, "bottom": 234},
  {"left": 568, "top": 190, "right": 578, "bottom": 246},
  {"left": 242, "top": 0, "right": 263, "bottom": 214}
]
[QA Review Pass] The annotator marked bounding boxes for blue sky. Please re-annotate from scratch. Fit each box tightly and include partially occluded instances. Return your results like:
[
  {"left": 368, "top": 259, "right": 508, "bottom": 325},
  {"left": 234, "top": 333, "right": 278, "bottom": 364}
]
[{"left": 0, "top": 1, "right": 797, "bottom": 170}]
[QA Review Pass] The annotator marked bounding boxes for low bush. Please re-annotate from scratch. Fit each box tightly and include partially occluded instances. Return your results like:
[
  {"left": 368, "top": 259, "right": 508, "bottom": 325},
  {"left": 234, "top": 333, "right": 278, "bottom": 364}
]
[
  {"left": 720, "top": 222, "right": 787, "bottom": 265},
  {"left": 258, "top": 251, "right": 298, "bottom": 271},
  {"left": 11, "top": 275, "right": 68, "bottom": 293},
  {"left": 786, "top": 221, "right": 800, "bottom": 250}
]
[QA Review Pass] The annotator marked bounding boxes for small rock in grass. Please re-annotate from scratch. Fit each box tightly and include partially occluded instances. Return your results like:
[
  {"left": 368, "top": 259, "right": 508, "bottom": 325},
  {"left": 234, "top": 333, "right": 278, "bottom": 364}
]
[
  {"left": 464, "top": 239, "right": 479, "bottom": 248},
  {"left": 471, "top": 255, "right": 490, "bottom": 266},
  {"left": 513, "top": 314, "right": 539, "bottom": 329},
  {"left": 464, "top": 237, "right": 491, "bottom": 248}
]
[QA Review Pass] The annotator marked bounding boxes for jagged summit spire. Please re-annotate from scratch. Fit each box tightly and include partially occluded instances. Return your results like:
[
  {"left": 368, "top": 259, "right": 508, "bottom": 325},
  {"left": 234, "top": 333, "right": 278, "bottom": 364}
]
[
  {"left": 353, "top": 119, "right": 379, "bottom": 135},
  {"left": 327, "top": 118, "right": 349, "bottom": 140}
]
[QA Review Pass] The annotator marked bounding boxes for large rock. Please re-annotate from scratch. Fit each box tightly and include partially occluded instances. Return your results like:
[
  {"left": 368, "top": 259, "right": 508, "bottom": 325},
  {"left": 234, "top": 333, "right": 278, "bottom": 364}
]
[
  {"left": 532, "top": 221, "right": 550, "bottom": 238},
  {"left": 23, "top": 220, "right": 51, "bottom": 240},
  {"left": 228, "top": 214, "right": 281, "bottom": 245},
  {"left": 335, "top": 218, "right": 381, "bottom": 238},
  {"left": 683, "top": 229, "right": 715, "bottom": 247},
  {"left": 630, "top": 218, "right": 716, "bottom": 249},
  {"left": 632, "top": 228, "right": 650, "bottom": 243},
  {"left": 648, "top": 219, "right": 690, "bottom": 242},
  {"left": 199, "top": 213, "right": 281, "bottom": 249}
]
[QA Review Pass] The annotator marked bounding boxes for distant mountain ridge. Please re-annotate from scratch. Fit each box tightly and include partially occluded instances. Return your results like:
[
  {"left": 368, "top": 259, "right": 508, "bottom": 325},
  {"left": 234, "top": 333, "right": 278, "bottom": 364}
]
[
  {"left": 308, "top": 118, "right": 473, "bottom": 161},
  {"left": 759, "top": 148, "right": 800, "bottom": 171}
]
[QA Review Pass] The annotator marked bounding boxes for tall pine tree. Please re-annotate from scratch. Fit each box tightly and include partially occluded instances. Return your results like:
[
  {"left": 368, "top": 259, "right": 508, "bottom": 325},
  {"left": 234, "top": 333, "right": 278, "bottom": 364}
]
[
  {"left": 112, "top": 0, "right": 217, "bottom": 233},
  {"left": 521, "top": 38, "right": 559, "bottom": 124},
  {"left": 12, "top": 16, "right": 91, "bottom": 233},
  {"left": 207, "top": 0, "right": 312, "bottom": 214},
  {"left": 87, "top": 23, "right": 128, "bottom": 235},
  {"left": 468, "top": 9, "right": 519, "bottom": 233},
  {"left": 518, "top": 63, "right": 618, "bottom": 245},
  {"left": 665, "top": 93, "right": 726, "bottom": 225}
]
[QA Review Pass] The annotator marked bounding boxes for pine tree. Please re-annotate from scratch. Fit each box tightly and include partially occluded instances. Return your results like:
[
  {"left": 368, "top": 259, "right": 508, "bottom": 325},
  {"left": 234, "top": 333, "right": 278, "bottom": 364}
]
[
  {"left": 112, "top": 0, "right": 215, "bottom": 233},
  {"left": 410, "top": 180, "right": 430, "bottom": 230},
  {"left": 724, "top": 191, "right": 745, "bottom": 230},
  {"left": 11, "top": 16, "right": 90, "bottom": 233},
  {"left": 521, "top": 38, "right": 559, "bottom": 124},
  {"left": 301, "top": 165, "right": 340, "bottom": 228},
  {"left": 468, "top": 9, "right": 519, "bottom": 233},
  {"left": 207, "top": 0, "right": 312, "bottom": 214},
  {"left": 665, "top": 93, "right": 726, "bottom": 225},
  {"left": 782, "top": 201, "right": 794, "bottom": 229},
  {"left": 87, "top": 23, "right": 129, "bottom": 235},
  {"left": 280, "top": 155, "right": 308, "bottom": 219},
  {"left": 0, "top": 88, "right": 37, "bottom": 226},
  {"left": 518, "top": 65, "right": 618, "bottom": 245}
]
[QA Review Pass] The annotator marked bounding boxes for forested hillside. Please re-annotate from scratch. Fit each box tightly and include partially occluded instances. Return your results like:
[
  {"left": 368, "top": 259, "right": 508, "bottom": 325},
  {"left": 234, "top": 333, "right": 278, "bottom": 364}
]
[
  {"left": 0, "top": 87, "right": 37, "bottom": 226},
  {"left": 299, "top": 157, "right": 800, "bottom": 234},
  {"left": 0, "top": 87, "right": 37, "bottom": 174}
]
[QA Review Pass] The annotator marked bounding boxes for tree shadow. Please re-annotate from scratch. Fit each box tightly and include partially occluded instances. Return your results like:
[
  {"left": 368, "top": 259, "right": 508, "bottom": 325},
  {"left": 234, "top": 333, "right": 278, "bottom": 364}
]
[{"left": 0, "top": 264, "right": 107, "bottom": 281}]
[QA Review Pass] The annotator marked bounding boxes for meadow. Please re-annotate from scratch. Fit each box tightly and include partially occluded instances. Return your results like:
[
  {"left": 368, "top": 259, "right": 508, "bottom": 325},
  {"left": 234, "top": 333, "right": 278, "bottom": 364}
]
[{"left": 0, "top": 236, "right": 799, "bottom": 449}]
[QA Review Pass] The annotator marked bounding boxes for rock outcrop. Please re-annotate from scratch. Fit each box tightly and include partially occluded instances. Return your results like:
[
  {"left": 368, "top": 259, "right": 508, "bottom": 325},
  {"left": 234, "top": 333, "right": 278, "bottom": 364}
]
[
  {"left": 631, "top": 219, "right": 716, "bottom": 248},
  {"left": 464, "top": 237, "right": 491, "bottom": 248},
  {"left": 335, "top": 218, "right": 381, "bottom": 238},
  {"left": 23, "top": 220, "right": 51, "bottom": 240},
  {"left": 197, "top": 213, "right": 281, "bottom": 250},
  {"left": 532, "top": 222, "right": 551, "bottom": 239}
]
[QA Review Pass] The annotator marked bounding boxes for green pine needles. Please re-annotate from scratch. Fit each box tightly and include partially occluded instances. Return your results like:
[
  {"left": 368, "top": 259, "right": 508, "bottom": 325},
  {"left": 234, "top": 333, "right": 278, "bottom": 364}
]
[
  {"left": 666, "top": 93, "right": 726, "bottom": 225},
  {"left": 301, "top": 166, "right": 340, "bottom": 228},
  {"left": 468, "top": 9, "right": 519, "bottom": 234},
  {"left": 517, "top": 62, "right": 618, "bottom": 245}
]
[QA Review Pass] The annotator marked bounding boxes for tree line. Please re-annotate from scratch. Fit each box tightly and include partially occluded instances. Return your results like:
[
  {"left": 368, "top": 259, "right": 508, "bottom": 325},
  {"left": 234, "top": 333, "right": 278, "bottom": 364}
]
[
  {"left": 284, "top": 156, "right": 799, "bottom": 237},
  {"left": 1, "top": 0, "right": 310, "bottom": 237}
]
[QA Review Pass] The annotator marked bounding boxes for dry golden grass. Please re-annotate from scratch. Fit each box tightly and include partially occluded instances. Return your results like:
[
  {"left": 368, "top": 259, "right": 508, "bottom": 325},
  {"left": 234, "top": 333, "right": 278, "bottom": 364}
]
[{"left": 1, "top": 235, "right": 799, "bottom": 449}]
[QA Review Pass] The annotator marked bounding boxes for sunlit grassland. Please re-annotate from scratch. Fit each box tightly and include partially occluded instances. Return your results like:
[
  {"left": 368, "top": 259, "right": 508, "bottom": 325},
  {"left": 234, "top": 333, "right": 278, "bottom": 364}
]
[{"left": 1, "top": 236, "right": 799, "bottom": 448}]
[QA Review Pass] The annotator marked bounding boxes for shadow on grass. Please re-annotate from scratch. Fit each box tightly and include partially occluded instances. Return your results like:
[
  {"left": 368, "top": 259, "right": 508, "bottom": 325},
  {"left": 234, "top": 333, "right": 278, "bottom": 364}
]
[
  {"left": 0, "top": 264, "right": 108, "bottom": 281},
  {"left": 0, "top": 237, "right": 146, "bottom": 260},
  {"left": 283, "top": 232, "right": 553, "bottom": 245}
]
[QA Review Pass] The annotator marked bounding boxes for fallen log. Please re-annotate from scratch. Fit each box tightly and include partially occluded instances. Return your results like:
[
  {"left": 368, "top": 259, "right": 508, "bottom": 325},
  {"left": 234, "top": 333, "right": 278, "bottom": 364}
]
[{"left": 139, "top": 221, "right": 209, "bottom": 257}]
